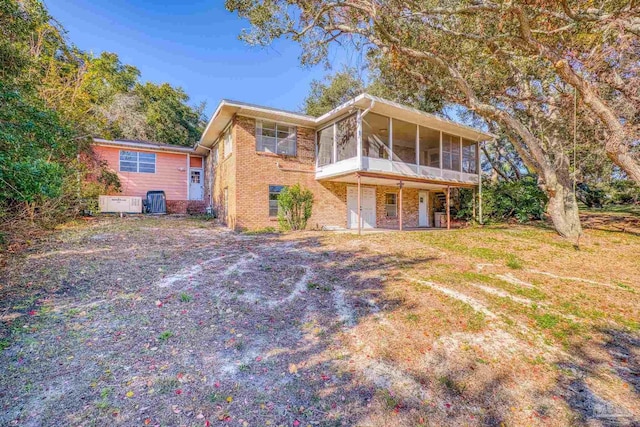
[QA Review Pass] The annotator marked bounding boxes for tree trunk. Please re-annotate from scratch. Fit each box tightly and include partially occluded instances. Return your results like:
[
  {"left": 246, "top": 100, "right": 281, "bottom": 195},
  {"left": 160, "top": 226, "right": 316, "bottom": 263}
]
[{"left": 540, "top": 171, "right": 582, "bottom": 240}]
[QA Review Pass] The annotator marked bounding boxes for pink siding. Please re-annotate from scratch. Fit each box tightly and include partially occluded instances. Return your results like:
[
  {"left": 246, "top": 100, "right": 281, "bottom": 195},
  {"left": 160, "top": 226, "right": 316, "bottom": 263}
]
[
  {"left": 93, "top": 145, "right": 202, "bottom": 200},
  {"left": 190, "top": 157, "right": 203, "bottom": 168}
]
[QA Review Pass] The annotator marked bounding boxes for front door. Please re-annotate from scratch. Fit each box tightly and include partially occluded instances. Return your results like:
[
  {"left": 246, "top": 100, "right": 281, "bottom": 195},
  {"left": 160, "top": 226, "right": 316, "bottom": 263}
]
[
  {"left": 347, "top": 186, "right": 376, "bottom": 229},
  {"left": 419, "top": 191, "right": 429, "bottom": 227},
  {"left": 189, "top": 168, "right": 204, "bottom": 200}
]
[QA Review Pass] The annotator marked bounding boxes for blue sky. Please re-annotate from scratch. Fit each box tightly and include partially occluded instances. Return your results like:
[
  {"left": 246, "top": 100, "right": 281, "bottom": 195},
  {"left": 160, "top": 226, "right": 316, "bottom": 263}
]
[{"left": 44, "top": 0, "right": 361, "bottom": 117}]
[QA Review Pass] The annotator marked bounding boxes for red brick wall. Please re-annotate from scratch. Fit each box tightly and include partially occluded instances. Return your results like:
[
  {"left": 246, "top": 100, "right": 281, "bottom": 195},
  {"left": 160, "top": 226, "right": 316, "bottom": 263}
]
[
  {"left": 375, "top": 186, "right": 420, "bottom": 229},
  {"left": 231, "top": 116, "right": 347, "bottom": 230}
]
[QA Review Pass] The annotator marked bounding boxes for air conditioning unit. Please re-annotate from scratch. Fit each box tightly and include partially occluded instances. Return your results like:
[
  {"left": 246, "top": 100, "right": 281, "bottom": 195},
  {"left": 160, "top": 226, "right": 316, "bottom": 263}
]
[{"left": 99, "top": 195, "right": 142, "bottom": 214}]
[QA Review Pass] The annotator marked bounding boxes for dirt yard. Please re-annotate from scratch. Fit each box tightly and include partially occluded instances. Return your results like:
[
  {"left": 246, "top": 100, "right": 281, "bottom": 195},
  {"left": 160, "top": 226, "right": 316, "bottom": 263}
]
[{"left": 1, "top": 216, "right": 639, "bottom": 426}]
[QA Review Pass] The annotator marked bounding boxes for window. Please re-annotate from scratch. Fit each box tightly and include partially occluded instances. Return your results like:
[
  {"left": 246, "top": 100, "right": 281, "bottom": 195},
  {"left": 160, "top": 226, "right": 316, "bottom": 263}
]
[
  {"left": 269, "top": 185, "right": 285, "bottom": 217},
  {"left": 362, "top": 113, "right": 390, "bottom": 159},
  {"left": 317, "top": 126, "right": 334, "bottom": 166},
  {"left": 190, "top": 170, "right": 201, "bottom": 184},
  {"left": 385, "top": 193, "right": 397, "bottom": 218},
  {"left": 223, "top": 127, "right": 232, "bottom": 158},
  {"left": 256, "top": 121, "right": 296, "bottom": 155},
  {"left": 119, "top": 150, "right": 156, "bottom": 173},
  {"left": 462, "top": 139, "right": 477, "bottom": 173},
  {"left": 336, "top": 114, "right": 357, "bottom": 162},
  {"left": 441, "top": 133, "right": 461, "bottom": 171}
]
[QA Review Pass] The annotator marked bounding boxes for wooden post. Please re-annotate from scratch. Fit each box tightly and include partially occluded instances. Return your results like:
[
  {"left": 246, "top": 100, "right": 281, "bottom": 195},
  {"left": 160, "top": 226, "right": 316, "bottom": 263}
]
[
  {"left": 398, "top": 181, "right": 403, "bottom": 231},
  {"left": 446, "top": 186, "right": 451, "bottom": 230},
  {"left": 357, "top": 174, "right": 362, "bottom": 235}
]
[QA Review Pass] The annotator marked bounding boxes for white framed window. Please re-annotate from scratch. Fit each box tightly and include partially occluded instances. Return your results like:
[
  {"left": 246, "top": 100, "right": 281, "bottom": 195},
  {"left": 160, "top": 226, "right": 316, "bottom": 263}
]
[
  {"left": 256, "top": 121, "right": 296, "bottom": 156},
  {"left": 385, "top": 193, "right": 397, "bottom": 218},
  {"left": 223, "top": 128, "right": 232, "bottom": 158},
  {"left": 119, "top": 150, "right": 156, "bottom": 173},
  {"left": 268, "top": 185, "right": 285, "bottom": 217}
]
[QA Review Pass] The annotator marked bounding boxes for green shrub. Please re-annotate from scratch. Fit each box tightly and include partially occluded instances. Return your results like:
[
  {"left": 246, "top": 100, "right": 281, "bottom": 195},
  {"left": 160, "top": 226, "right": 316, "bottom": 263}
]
[
  {"left": 458, "top": 176, "right": 547, "bottom": 223},
  {"left": 277, "top": 184, "right": 314, "bottom": 230}
]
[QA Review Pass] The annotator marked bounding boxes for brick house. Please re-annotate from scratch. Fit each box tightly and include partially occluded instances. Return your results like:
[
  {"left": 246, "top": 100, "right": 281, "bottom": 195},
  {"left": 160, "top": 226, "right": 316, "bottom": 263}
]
[
  {"left": 193, "top": 94, "right": 493, "bottom": 231},
  {"left": 93, "top": 94, "right": 493, "bottom": 229}
]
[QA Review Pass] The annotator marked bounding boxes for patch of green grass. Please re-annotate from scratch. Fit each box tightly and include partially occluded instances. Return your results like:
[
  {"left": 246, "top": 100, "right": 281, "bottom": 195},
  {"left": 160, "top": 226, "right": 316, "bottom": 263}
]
[
  {"left": 506, "top": 255, "right": 524, "bottom": 270},
  {"left": 179, "top": 293, "right": 192, "bottom": 303},
  {"left": 158, "top": 330, "right": 173, "bottom": 341},
  {"left": 405, "top": 313, "right": 420, "bottom": 322},
  {"left": 156, "top": 377, "right": 180, "bottom": 394},
  {"left": 376, "top": 389, "right": 401, "bottom": 410},
  {"left": 306, "top": 282, "right": 332, "bottom": 292},
  {"left": 0, "top": 339, "right": 11, "bottom": 352},
  {"left": 438, "top": 376, "right": 467, "bottom": 396},
  {"left": 208, "top": 392, "right": 220, "bottom": 403},
  {"left": 100, "top": 387, "right": 112, "bottom": 399},
  {"left": 243, "top": 226, "right": 278, "bottom": 235},
  {"left": 534, "top": 313, "right": 560, "bottom": 329},
  {"left": 238, "top": 363, "right": 251, "bottom": 372},
  {"left": 615, "top": 282, "right": 635, "bottom": 293}
]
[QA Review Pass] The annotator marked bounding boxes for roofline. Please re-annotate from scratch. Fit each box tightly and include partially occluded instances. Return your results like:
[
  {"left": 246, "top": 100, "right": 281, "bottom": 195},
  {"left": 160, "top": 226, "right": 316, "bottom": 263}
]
[
  {"left": 93, "top": 138, "right": 199, "bottom": 154},
  {"left": 197, "top": 94, "right": 495, "bottom": 149}
]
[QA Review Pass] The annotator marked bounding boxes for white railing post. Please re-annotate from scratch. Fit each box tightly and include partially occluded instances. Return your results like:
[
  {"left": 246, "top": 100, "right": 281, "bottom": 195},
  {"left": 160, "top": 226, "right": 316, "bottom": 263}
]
[
  {"left": 415, "top": 125, "right": 420, "bottom": 173},
  {"left": 357, "top": 109, "right": 363, "bottom": 171},
  {"left": 388, "top": 117, "right": 393, "bottom": 168},
  {"left": 439, "top": 131, "right": 443, "bottom": 177},
  {"left": 459, "top": 136, "right": 463, "bottom": 173}
]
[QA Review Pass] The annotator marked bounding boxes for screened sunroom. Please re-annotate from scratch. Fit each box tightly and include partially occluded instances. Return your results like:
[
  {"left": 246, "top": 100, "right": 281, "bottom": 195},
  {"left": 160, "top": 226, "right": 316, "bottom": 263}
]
[{"left": 314, "top": 96, "right": 486, "bottom": 185}]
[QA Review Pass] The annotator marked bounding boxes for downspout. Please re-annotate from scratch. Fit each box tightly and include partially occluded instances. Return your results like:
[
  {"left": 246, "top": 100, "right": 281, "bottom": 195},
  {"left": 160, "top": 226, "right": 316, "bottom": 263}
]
[{"left": 197, "top": 144, "right": 213, "bottom": 209}]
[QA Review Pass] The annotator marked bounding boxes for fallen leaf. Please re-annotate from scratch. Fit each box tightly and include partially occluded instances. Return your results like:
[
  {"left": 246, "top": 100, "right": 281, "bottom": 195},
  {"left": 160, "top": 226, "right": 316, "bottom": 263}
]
[
  {"left": 288, "top": 364, "right": 298, "bottom": 374},
  {"left": 125, "top": 391, "right": 134, "bottom": 398}
]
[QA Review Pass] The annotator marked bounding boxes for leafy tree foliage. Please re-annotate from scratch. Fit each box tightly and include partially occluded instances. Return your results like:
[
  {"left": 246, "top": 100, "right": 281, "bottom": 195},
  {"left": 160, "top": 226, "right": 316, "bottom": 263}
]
[
  {"left": 0, "top": 0, "right": 207, "bottom": 228},
  {"left": 277, "top": 184, "right": 314, "bottom": 230},
  {"left": 303, "top": 66, "right": 365, "bottom": 116}
]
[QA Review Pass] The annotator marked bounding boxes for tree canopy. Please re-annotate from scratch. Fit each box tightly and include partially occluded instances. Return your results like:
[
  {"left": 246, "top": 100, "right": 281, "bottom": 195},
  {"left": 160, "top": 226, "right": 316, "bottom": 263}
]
[{"left": 1, "top": 0, "right": 207, "bottom": 227}]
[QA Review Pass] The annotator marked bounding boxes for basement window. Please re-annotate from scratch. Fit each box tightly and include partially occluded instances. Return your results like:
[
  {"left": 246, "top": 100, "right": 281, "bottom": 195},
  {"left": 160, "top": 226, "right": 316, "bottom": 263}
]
[
  {"left": 256, "top": 121, "right": 297, "bottom": 156},
  {"left": 385, "top": 193, "right": 397, "bottom": 218},
  {"left": 119, "top": 150, "right": 156, "bottom": 173},
  {"left": 269, "top": 185, "right": 285, "bottom": 217}
]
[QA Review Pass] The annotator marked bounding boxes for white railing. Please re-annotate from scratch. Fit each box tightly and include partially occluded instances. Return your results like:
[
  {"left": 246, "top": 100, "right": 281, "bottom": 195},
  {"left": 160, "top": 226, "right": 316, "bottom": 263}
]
[{"left": 316, "top": 155, "right": 479, "bottom": 184}]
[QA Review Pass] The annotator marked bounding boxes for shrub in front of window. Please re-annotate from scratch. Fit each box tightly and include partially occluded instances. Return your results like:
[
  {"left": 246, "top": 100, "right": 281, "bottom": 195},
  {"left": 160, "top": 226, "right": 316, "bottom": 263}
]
[{"left": 277, "top": 184, "right": 313, "bottom": 231}]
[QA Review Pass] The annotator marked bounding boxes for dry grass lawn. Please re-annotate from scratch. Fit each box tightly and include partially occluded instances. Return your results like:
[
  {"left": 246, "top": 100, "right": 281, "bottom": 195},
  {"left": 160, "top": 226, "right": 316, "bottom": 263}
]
[{"left": 0, "top": 215, "right": 638, "bottom": 426}]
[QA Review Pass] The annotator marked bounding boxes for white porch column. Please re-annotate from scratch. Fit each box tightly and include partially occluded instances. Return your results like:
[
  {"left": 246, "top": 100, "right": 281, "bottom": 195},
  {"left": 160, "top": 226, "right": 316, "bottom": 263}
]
[
  {"left": 357, "top": 174, "right": 362, "bottom": 236},
  {"left": 332, "top": 123, "right": 337, "bottom": 164},
  {"left": 439, "top": 131, "right": 443, "bottom": 176},
  {"left": 415, "top": 125, "right": 420, "bottom": 167},
  {"left": 446, "top": 186, "right": 451, "bottom": 230},
  {"left": 459, "top": 136, "right": 463, "bottom": 173},
  {"left": 388, "top": 117, "right": 393, "bottom": 165},
  {"left": 398, "top": 181, "right": 404, "bottom": 231},
  {"left": 357, "top": 109, "right": 363, "bottom": 170}
]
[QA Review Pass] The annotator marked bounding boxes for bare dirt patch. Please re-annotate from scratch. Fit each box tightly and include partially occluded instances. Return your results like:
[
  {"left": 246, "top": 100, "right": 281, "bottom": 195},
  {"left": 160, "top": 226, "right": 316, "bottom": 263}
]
[{"left": 1, "top": 216, "right": 639, "bottom": 426}]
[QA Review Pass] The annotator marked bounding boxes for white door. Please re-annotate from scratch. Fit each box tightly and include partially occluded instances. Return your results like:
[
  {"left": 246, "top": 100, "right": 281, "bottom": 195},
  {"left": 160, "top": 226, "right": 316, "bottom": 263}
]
[
  {"left": 418, "top": 191, "right": 429, "bottom": 227},
  {"left": 347, "top": 186, "right": 376, "bottom": 229},
  {"left": 189, "top": 168, "right": 204, "bottom": 200}
]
